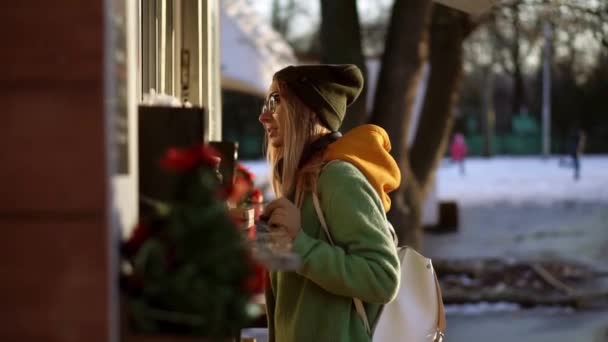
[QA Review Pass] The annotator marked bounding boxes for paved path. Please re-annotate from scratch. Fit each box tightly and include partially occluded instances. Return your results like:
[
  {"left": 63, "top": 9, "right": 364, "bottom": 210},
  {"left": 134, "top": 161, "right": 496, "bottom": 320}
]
[{"left": 424, "top": 201, "right": 608, "bottom": 342}]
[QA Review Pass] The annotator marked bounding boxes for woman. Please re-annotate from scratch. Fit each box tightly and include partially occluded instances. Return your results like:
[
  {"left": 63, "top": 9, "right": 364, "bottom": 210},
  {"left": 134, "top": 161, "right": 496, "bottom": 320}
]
[
  {"left": 449, "top": 132, "right": 468, "bottom": 175},
  {"left": 259, "top": 64, "right": 401, "bottom": 342}
]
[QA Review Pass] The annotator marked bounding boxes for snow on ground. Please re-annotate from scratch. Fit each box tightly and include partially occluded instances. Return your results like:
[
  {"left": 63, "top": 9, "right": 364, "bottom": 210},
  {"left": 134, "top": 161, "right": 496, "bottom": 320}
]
[
  {"left": 243, "top": 155, "right": 608, "bottom": 205},
  {"left": 425, "top": 156, "right": 608, "bottom": 264},
  {"left": 242, "top": 156, "right": 608, "bottom": 265},
  {"left": 436, "top": 156, "right": 608, "bottom": 206},
  {"left": 430, "top": 157, "right": 608, "bottom": 339}
]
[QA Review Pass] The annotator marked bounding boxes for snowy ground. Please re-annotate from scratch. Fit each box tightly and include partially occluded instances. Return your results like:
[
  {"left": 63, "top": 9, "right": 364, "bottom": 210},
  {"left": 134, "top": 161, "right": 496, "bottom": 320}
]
[
  {"left": 243, "top": 155, "right": 608, "bottom": 205},
  {"left": 425, "top": 155, "right": 608, "bottom": 263},
  {"left": 427, "top": 156, "right": 608, "bottom": 342},
  {"left": 436, "top": 156, "right": 608, "bottom": 206}
]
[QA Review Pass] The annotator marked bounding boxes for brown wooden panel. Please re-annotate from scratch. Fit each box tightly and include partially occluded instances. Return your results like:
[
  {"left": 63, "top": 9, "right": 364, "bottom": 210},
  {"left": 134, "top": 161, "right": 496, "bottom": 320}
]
[
  {"left": 0, "top": 1, "right": 111, "bottom": 342},
  {"left": 0, "top": 220, "right": 110, "bottom": 342},
  {"left": 0, "top": 83, "right": 106, "bottom": 213},
  {"left": 0, "top": 1, "right": 104, "bottom": 83}
]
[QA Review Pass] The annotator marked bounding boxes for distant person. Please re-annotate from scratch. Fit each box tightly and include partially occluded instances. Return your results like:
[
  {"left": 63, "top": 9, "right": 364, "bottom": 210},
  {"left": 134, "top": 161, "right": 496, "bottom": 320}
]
[
  {"left": 566, "top": 129, "right": 586, "bottom": 180},
  {"left": 450, "top": 133, "right": 468, "bottom": 175}
]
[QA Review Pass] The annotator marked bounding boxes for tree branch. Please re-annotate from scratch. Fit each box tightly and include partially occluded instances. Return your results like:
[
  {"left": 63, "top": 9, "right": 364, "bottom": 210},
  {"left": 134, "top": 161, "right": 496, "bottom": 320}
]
[
  {"left": 320, "top": 0, "right": 368, "bottom": 132},
  {"left": 367, "top": 0, "right": 433, "bottom": 248},
  {"left": 409, "top": 4, "right": 475, "bottom": 193}
]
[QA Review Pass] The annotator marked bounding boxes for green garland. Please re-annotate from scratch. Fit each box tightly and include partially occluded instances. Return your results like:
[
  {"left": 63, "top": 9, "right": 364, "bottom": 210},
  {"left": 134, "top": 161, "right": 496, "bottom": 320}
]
[{"left": 121, "top": 145, "right": 259, "bottom": 338}]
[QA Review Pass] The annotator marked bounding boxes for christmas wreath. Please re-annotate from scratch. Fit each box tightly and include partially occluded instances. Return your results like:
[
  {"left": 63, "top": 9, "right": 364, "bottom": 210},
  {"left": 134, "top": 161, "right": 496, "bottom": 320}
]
[{"left": 120, "top": 144, "right": 265, "bottom": 338}]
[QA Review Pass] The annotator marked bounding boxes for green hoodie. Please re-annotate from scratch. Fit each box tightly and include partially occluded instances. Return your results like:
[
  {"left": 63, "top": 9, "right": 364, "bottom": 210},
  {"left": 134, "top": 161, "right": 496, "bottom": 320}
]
[{"left": 265, "top": 125, "right": 402, "bottom": 342}]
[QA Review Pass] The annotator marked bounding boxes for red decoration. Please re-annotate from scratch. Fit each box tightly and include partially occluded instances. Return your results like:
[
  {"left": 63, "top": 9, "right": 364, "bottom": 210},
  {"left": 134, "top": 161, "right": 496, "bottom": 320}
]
[
  {"left": 227, "top": 178, "right": 251, "bottom": 204},
  {"left": 247, "top": 225, "right": 257, "bottom": 240},
  {"left": 198, "top": 145, "right": 222, "bottom": 168},
  {"left": 160, "top": 144, "right": 221, "bottom": 172},
  {"left": 236, "top": 164, "right": 255, "bottom": 183},
  {"left": 123, "top": 221, "right": 151, "bottom": 256},
  {"left": 244, "top": 257, "right": 267, "bottom": 295},
  {"left": 160, "top": 147, "right": 199, "bottom": 171},
  {"left": 250, "top": 189, "right": 263, "bottom": 204}
]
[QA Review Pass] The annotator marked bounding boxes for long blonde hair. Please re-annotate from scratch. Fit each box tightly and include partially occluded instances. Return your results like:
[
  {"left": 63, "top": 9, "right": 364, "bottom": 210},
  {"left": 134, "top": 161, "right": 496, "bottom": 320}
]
[{"left": 266, "top": 81, "right": 330, "bottom": 206}]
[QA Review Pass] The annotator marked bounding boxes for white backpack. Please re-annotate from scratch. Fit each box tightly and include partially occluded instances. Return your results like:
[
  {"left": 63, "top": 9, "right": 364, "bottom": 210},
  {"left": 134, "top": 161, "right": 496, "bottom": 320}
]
[{"left": 312, "top": 190, "right": 446, "bottom": 341}]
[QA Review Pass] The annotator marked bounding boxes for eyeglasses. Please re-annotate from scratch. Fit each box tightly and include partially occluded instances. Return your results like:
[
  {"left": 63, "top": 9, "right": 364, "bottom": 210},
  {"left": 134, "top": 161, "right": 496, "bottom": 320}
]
[{"left": 262, "top": 92, "right": 280, "bottom": 115}]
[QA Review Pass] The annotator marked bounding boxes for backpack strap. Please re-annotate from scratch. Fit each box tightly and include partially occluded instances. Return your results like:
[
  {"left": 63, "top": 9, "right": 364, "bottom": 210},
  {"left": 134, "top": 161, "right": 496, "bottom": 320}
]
[{"left": 435, "top": 271, "right": 446, "bottom": 337}]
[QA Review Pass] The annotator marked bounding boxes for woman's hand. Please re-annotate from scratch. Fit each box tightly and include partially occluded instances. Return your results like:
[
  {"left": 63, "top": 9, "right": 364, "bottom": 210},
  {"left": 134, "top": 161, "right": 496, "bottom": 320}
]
[{"left": 261, "top": 197, "right": 301, "bottom": 240}]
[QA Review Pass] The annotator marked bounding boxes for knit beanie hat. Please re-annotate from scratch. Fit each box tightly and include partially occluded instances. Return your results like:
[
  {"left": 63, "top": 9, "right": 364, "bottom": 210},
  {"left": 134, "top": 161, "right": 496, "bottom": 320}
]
[{"left": 273, "top": 64, "right": 364, "bottom": 131}]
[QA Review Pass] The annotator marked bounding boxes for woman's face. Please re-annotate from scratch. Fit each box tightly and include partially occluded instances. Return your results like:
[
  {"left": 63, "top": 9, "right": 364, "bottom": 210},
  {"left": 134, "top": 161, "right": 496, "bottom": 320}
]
[{"left": 259, "top": 81, "right": 284, "bottom": 148}]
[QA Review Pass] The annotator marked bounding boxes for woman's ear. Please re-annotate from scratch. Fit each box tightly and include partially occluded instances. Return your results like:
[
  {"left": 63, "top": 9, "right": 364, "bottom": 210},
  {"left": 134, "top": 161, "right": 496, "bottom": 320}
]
[
  {"left": 311, "top": 111, "right": 325, "bottom": 127},
  {"left": 313, "top": 113, "right": 332, "bottom": 133}
]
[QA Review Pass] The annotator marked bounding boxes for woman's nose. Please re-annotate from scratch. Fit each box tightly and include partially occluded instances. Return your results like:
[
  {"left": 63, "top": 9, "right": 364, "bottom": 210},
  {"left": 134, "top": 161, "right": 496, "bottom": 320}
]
[{"left": 259, "top": 110, "right": 271, "bottom": 124}]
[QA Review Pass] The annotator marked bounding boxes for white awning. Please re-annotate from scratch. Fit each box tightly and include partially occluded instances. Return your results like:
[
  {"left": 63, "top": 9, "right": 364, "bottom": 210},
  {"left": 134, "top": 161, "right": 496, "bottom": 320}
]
[{"left": 221, "top": 0, "right": 297, "bottom": 97}]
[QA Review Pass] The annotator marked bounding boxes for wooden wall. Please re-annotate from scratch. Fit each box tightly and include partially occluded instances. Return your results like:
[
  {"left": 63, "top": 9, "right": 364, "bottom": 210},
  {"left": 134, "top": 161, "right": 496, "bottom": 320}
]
[{"left": 0, "top": 1, "right": 112, "bottom": 341}]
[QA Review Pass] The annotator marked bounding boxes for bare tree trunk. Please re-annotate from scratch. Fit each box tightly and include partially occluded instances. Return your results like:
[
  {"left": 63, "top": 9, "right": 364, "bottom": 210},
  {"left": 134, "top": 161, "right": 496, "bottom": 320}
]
[
  {"left": 409, "top": 4, "right": 476, "bottom": 195},
  {"left": 481, "top": 68, "right": 495, "bottom": 157},
  {"left": 369, "top": 0, "right": 433, "bottom": 248},
  {"left": 510, "top": 2, "right": 526, "bottom": 115},
  {"left": 271, "top": 0, "right": 295, "bottom": 38},
  {"left": 320, "top": 0, "right": 367, "bottom": 132}
]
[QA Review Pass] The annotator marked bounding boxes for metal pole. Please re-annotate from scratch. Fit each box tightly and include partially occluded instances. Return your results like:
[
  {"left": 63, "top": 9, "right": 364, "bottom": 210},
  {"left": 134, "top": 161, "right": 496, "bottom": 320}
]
[
  {"left": 208, "top": 0, "right": 222, "bottom": 141},
  {"left": 541, "top": 19, "right": 552, "bottom": 157}
]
